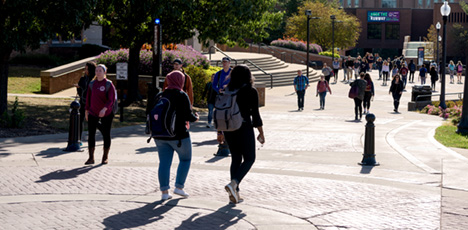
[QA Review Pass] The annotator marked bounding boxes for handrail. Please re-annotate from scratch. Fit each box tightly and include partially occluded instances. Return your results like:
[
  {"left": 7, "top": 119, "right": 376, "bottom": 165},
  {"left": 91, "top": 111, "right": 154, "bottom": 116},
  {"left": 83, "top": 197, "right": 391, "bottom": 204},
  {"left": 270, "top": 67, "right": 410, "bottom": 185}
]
[
  {"left": 208, "top": 45, "right": 238, "bottom": 66},
  {"left": 242, "top": 59, "right": 273, "bottom": 88},
  {"left": 254, "top": 43, "right": 306, "bottom": 65},
  {"left": 415, "top": 92, "right": 464, "bottom": 101}
]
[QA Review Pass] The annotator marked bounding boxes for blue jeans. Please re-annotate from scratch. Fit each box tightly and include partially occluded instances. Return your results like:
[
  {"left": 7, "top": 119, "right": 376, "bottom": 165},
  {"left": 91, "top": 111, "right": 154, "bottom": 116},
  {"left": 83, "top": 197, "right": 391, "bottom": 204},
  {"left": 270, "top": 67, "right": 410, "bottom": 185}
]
[
  {"left": 155, "top": 137, "right": 192, "bottom": 191},
  {"left": 319, "top": 91, "right": 327, "bottom": 108},
  {"left": 207, "top": 103, "right": 214, "bottom": 124}
]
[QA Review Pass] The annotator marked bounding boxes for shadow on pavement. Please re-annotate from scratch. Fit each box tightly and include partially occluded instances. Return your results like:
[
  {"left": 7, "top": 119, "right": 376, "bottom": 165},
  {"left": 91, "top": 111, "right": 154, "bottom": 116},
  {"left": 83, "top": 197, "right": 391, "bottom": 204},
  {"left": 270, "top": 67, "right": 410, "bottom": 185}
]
[
  {"left": 102, "top": 199, "right": 179, "bottom": 230},
  {"left": 360, "top": 165, "right": 375, "bottom": 174},
  {"left": 205, "top": 155, "right": 229, "bottom": 163},
  {"left": 35, "top": 165, "right": 102, "bottom": 183},
  {"left": 175, "top": 204, "right": 246, "bottom": 230},
  {"left": 37, "top": 147, "right": 76, "bottom": 158},
  {"left": 135, "top": 146, "right": 157, "bottom": 154},
  {"left": 192, "top": 139, "right": 218, "bottom": 147}
]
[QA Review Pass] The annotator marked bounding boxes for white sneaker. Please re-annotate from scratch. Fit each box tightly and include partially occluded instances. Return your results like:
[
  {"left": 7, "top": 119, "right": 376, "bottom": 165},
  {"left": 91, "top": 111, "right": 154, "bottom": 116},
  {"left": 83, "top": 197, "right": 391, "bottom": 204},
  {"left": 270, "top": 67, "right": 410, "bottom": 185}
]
[
  {"left": 174, "top": 188, "right": 189, "bottom": 198},
  {"left": 225, "top": 181, "right": 239, "bottom": 204},
  {"left": 161, "top": 193, "right": 172, "bottom": 201}
]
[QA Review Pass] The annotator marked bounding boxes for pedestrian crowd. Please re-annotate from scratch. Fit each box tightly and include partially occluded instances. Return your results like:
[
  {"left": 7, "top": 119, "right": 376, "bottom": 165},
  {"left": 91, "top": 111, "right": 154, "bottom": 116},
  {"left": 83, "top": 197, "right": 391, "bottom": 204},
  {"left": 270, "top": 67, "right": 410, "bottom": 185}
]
[{"left": 292, "top": 52, "right": 465, "bottom": 120}]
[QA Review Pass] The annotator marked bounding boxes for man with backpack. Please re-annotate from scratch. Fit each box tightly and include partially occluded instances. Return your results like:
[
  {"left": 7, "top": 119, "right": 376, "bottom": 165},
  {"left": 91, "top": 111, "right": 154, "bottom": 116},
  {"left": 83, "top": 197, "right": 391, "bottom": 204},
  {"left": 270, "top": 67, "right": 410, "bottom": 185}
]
[{"left": 213, "top": 57, "right": 232, "bottom": 94}]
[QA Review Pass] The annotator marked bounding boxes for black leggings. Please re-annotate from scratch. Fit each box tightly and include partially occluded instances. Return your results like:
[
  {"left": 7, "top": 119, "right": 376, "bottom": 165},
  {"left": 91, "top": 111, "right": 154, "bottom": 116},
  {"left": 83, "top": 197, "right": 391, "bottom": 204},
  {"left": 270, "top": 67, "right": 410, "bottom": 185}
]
[
  {"left": 363, "top": 91, "right": 372, "bottom": 110},
  {"left": 383, "top": 71, "right": 389, "bottom": 83},
  {"left": 88, "top": 113, "right": 114, "bottom": 149},
  {"left": 79, "top": 106, "right": 86, "bottom": 141},
  {"left": 354, "top": 98, "right": 363, "bottom": 119},
  {"left": 392, "top": 92, "right": 402, "bottom": 110},
  {"left": 224, "top": 122, "right": 256, "bottom": 191}
]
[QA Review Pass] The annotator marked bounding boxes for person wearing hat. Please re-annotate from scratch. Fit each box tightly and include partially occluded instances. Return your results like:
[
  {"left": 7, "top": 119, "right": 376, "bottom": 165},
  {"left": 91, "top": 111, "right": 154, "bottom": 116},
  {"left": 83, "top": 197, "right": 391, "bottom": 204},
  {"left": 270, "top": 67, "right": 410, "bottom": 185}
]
[
  {"left": 212, "top": 57, "right": 232, "bottom": 93},
  {"left": 163, "top": 58, "right": 194, "bottom": 105}
]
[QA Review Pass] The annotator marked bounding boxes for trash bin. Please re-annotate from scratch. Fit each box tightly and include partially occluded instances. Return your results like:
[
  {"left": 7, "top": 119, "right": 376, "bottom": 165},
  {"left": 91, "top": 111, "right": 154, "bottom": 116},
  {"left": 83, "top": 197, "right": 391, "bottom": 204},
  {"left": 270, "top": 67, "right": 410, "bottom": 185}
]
[{"left": 411, "top": 85, "right": 432, "bottom": 101}]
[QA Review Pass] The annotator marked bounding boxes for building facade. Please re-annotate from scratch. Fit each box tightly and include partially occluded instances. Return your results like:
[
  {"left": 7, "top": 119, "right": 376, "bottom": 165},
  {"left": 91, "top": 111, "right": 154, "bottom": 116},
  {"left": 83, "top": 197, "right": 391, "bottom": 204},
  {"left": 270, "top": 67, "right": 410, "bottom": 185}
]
[{"left": 338, "top": 0, "right": 467, "bottom": 61}]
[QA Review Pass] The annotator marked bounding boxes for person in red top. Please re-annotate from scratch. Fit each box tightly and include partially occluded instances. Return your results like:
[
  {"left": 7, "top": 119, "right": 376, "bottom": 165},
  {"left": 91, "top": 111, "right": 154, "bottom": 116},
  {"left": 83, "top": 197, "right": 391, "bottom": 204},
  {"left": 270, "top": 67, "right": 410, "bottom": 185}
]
[
  {"left": 316, "top": 74, "right": 332, "bottom": 110},
  {"left": 399, "top": 63, "right": 409, "bottom": 90},
  {"left": 84, "top": 64, "right": 116, "bottom": 165}
]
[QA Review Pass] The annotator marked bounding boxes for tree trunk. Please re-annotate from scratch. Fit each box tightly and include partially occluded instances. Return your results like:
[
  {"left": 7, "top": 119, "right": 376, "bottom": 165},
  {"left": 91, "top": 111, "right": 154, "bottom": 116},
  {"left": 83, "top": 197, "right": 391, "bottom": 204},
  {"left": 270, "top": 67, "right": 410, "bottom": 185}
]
[
  {"left": 121, "top": 45, "right": 142, "bottom": 107},
  {"left": 0, "top": 48, "right": 12, "bottom": 115},
  {"left": 457, "top": 55, "right": 468, "bottom": 134}
]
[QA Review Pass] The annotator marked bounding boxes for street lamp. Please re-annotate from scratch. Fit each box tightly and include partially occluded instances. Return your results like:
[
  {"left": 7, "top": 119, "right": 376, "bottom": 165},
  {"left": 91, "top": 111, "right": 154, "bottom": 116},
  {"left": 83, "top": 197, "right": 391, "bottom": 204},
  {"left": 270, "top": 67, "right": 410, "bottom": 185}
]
[
  {"left": 439, "top": 1, "right": 450, "bottom": 110},
  {"left": 305, "top": 10, "right": 319, "bottom": 79},
  {"left": 436, "top": 22, "right": 440, "bottom": 67}
]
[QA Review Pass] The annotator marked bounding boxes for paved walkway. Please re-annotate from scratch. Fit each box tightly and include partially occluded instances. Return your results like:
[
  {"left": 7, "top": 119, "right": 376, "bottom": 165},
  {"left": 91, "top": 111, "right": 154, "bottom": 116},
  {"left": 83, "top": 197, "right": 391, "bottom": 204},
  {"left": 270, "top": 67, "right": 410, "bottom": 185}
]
[{"left": 2, "top": 53, "right": 468, "bottom": 229}]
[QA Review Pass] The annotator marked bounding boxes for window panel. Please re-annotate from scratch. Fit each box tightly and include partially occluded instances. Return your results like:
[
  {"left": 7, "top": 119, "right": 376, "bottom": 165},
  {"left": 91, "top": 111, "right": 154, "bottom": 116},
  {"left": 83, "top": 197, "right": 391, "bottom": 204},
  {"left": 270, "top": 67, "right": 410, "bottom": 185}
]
[
  {"left": 382, "top": 0, "right": 397, "bottom": 8},
  {"left": 368, "top": 24, "right": 382, "bottom": 39},
  {"left": 385, "top": 24, "right": 400, "bottom": 40}
]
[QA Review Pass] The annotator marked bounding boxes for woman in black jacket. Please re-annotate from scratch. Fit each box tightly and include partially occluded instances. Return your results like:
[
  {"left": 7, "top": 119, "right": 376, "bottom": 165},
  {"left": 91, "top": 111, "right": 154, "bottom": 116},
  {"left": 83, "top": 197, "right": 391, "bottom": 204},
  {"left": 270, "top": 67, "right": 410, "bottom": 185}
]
[
  {"left": 430, "top": 66, "right": 438, "bottom": 91},
  {"left": 154, "top": 70, "right": 199, "bottom": 201},
  {"left": 389, "top": 74, "right": 404, "bottom": 113},
  {"left": 217, "top": 65, "right": 265, "bottom": 204},
  {"left": 74, "top": 61, "right": 96, "bottom": 146}
]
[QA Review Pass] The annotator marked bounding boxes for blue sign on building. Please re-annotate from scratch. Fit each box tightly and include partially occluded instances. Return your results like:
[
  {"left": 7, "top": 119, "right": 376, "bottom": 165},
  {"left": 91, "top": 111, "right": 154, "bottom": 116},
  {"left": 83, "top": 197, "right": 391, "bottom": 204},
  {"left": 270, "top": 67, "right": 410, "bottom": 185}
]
[{"left": 368, "top": 11, "right": 400, "bottom": 22}]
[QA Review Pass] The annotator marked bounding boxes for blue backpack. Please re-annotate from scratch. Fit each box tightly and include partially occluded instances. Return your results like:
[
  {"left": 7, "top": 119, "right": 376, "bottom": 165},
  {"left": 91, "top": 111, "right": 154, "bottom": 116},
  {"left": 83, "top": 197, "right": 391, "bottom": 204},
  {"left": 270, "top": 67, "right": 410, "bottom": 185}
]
[{"left": 147, "top": 93, "right": 177, "bottom": 142}]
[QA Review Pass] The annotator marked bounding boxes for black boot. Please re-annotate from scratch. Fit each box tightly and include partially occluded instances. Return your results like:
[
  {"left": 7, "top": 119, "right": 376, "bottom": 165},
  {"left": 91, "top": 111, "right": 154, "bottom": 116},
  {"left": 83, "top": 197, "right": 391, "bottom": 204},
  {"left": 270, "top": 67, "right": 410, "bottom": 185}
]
[
  {"left": 85, "top": 147, "right": 95, "bottom": 165},
  {"left": 102, "top": 148, "right": 110, "bottom": 164}
]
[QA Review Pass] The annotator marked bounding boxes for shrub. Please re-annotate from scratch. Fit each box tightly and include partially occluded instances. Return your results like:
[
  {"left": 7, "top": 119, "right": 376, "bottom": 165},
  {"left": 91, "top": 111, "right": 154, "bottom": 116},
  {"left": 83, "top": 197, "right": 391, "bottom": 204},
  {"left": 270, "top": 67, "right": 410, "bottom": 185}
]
[
  {"left": 271, "top": 36, "right": 322, "bottom": 54},
  {"left": 420, "top": 102, "right": 462, "bottom": 121},
  {"left": 184, "top": 65, "right": 211, "bottom": 106},
  {"left": 96, "top": 45, "right": 210, "bottom": 75},
  {"left": 0, "top": 97, "right": 25, "bottom": 128},
  {"left": 319, "top": 51, "right": 340, "bottom": 58}
]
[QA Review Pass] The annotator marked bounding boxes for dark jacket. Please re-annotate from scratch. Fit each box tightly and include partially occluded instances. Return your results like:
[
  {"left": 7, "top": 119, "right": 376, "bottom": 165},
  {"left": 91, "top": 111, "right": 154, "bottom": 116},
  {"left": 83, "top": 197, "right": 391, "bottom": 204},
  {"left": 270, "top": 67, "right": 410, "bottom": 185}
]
[
  {"left": 430, "top": 68, "right": 439, "bottom": 81},
  {"left": 154, "top": 89, "right": 198, "bottom": 140},
  {"left": 77, "top": 75, "right": 91, "bottom": 106},
  {"left": 389, "top": 80, "right": 404, "bottom": 95},
  {"left": 202, "top": 82, "right": 217, "bottom": 105}
]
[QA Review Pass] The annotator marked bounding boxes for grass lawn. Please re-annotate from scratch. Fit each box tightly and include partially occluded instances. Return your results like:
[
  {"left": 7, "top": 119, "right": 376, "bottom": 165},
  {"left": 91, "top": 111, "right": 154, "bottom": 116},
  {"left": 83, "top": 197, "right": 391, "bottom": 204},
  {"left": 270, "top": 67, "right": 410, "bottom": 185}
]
[
  {"left": 8, "top": 66, "right": 43, "bottom": 94},
  {"left": 435, "top": 123, "right": 468, "bottom": 149}
]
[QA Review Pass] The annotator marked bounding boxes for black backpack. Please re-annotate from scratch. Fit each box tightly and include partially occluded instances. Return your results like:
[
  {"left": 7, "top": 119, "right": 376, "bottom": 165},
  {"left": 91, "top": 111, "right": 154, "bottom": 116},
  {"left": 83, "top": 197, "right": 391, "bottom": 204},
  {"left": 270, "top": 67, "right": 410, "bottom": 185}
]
[{"left": 147, "top": 92, "right": 177, "bottom": 142}]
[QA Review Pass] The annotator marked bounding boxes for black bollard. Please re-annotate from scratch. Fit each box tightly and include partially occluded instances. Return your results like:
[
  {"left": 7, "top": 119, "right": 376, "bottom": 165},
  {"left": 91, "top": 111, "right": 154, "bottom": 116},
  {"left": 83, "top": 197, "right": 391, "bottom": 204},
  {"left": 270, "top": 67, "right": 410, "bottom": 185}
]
[
  {"left": 358, "top": 113, "right": 379, "bottom": 166},
  {"left": 64, "top": 100, "right": 83, "bottom": 152}
]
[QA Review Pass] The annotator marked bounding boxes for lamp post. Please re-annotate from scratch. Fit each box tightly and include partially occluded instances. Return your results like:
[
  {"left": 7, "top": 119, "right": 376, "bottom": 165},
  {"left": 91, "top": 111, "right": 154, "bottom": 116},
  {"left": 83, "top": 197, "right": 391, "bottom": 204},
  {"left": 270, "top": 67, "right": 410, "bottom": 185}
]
[
  {"left": 439, "top": 1, "right": 450, "bottom": 110},
  {"left": 305, "top": 10, "right": 319, "bottom": 79},
  {"left": 436, "top": 22, "right": 440, "bottom": 67}
]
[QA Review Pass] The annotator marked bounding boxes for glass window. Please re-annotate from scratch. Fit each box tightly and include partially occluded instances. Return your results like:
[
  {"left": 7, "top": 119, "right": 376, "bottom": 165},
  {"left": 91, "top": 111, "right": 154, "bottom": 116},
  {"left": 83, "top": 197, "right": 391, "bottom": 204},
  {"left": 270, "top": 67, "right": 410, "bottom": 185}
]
[
  {"left": 418, "top": 0, "right": 423, "bottom": 8},
  {"left": 382, "top": 0, "right": 397, "bottom": 8},
  {"left": 368, "top": 24, "right": 382, "bottom": 39},
  {"left": 348, "top": 0, "right": 351, "bottom": 8},
  {"left": 385, "top": 24, "right": 400, "bottom": 40},
  {"left": 355, "top": 0, "right": 359, "bottom": 8},
  {"left": 426, "top": 0, "right": 431, "bottom": 8}
]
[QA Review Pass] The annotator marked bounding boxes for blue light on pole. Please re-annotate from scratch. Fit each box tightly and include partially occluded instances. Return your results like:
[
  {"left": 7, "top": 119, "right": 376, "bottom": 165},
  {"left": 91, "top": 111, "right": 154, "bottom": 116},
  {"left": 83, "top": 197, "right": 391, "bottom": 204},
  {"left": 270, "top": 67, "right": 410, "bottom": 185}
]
[{"left": 155, "top": 18, "right": 160, "bottom": 24}]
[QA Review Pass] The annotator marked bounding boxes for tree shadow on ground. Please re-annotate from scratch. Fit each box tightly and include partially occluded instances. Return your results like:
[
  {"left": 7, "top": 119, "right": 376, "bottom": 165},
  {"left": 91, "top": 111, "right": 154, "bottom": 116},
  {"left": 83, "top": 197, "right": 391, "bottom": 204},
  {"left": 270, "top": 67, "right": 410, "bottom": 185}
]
[
  {"left": 175, "top": 204, "right": 246, "bottom": 229},
  {"left": 102, "top": 199, "right": 180, "bottom": 230},
  {"left": 35, "top": 165, "right": 102, "bottom": 183}
]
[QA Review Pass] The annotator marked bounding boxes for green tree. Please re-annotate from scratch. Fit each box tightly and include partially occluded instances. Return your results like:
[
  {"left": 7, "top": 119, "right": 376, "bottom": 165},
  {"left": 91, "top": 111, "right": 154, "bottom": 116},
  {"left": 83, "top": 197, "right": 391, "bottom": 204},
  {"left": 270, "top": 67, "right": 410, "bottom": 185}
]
[
  {"left": 285, "top": 1, "right": 361, "bottom": 51},
  {"left": 0, "top": 0, "right": 97, "bottom": 115},
  {"left": 97, "top": 0, "right": 283, "bottom": 105},
  {"left": 450, "top": 24, "right": 468, "bottom": 58}
]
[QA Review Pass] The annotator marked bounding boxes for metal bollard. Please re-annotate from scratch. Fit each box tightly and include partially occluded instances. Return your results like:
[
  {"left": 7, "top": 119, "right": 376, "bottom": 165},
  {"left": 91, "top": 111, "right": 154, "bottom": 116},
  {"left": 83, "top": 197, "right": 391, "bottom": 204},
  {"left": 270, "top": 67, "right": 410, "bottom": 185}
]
[
  {"left": 358, "top": 113, "right": 379, "bottom": 166},
  {"left": 64, "top": 100, "right": 83, "bottom": 152}
]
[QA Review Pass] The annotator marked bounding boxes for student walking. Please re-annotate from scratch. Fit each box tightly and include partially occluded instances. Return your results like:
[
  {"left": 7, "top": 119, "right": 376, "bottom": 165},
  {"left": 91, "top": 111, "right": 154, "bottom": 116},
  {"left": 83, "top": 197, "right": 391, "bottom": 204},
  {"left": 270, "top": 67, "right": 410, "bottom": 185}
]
[
  {"left": 74, "top": 61, "right": 96, "bottom": 146},
  {"left": 332, "top": 58, "right": 340, "bottom": 83},
  {"left": 419, "top": 64, "right": 428, "bottom": 85},
  {"left": 408, "top": 60, "right": 416, "bottom": 83},
  {"left": 153, "top": 70, "right": 199, "bottom": 201},
  {"left": 163, "top": 58, "right": 194, "bottom": 105},
  {"left": 293, "top": 70, "right": 309, "bottom": 111},
  {"left": 363, "top": 73, "right": 375, "bottom": 114},
  {"left": 316, "top": 75, "right": 332, "bottom": 110},
  {"left": 322, "top": 63, "right": 333, "bottom": 83},
  {"left": 217, "top": 65, "right": 265, "bottom": 204},
  {"left": 376, "top": 57, "right": 383, "bottom": 80},
  {"left": 430, "top": 66, "right": 439, "bottom": 91},
  {"left": 202, "top": 74, "right": 217, "bottom": 128},
  {"left": 399, "top": 63, "right": 409, "bottom": 89},
  {"left": 350, "top": 73, "right": 367, "bottom": 121},
  {"left": 456, "top": 61, "right": 463, "bottom": 84},
  {"left": 382, "top": 60, "right": 390, "bottom": 86},
  {"left": 84, "top": 64, "right": 116, "bottom": 165},
  {"left": 448, "top": 60, "right": 455, "bottom": 84},
  {"left": 346, "top": 56, "right": 354, "bottom": 82},
  {"left": 389, "top": 74, "right": 404, "bottom": 113}
]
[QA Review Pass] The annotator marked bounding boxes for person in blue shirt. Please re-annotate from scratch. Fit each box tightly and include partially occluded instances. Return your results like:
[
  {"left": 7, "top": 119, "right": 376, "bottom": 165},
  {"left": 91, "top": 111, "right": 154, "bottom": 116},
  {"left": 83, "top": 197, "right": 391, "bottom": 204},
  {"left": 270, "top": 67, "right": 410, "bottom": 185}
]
[
  {"left": 293, "top": 70, "right": 309, "bottom": 111},
  {"left": 212, "top": 57, "right": 232, "bottom": 93}
]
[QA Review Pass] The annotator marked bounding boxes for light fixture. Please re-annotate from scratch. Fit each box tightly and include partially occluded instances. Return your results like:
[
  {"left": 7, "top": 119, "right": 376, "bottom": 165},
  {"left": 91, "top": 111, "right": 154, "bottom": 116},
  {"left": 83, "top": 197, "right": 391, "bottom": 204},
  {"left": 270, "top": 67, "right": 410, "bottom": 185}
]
[
  {"left": 436, "top": 22, "right": 441, "bottom": 30},
  {"left": 440, "top": 1, "right": 451, "bottom": 16}
]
